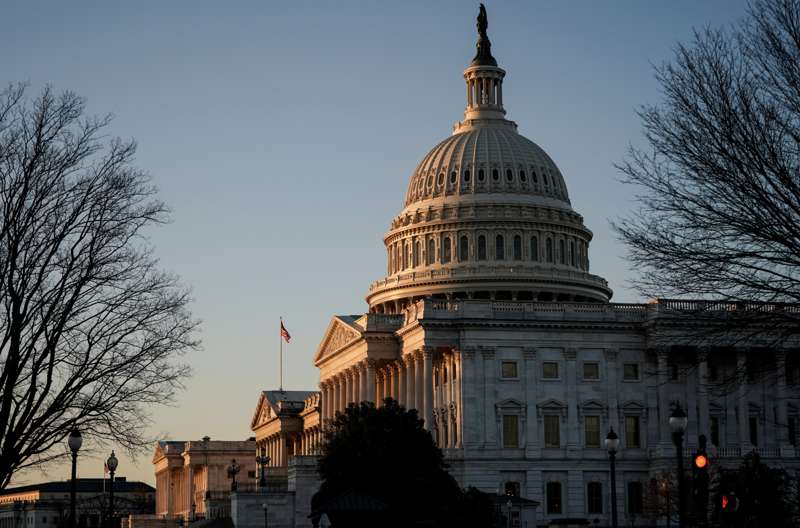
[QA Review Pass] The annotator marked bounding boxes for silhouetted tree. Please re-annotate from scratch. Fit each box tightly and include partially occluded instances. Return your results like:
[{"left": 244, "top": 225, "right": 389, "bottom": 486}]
[
  {"left": 0, "top": 83, "right": 199, "bottom": 489},
  {"left": 317, "top": 398, "right": 463, "bottom": 523},
  {"left": 612, "top": 0, "right": 800, "bottom": 390}
]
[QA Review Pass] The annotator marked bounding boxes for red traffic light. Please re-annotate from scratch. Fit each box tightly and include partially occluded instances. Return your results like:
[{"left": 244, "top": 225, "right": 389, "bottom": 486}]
[{"left": 695, "top": 455, "right": 708, "bottom": 468}]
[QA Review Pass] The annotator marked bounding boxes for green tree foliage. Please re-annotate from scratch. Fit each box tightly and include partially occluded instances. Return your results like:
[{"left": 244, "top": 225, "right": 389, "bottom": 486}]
[
  {"left": 719, "top": 452, "right": 798, "bottom": 527},
  {"left": 318, "top": 398, "right": 488, "bottom": 523}
]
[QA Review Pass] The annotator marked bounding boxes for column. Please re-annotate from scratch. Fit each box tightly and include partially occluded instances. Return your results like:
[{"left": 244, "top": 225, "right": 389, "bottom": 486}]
[
  {"left": 405, "top": 355, "right": 416, "bottom": 409},
  {"left": 338, "top": 374, "right": 345, "bottom": 413},
  {"left": 452, "top": 349, "right": 463, "bottom": 447},
  {"left": 777, "top": 351, "right": 791, "bottom": 454},
  {"left": 698, "top": 358, "right": 710, "bottom": 443},
  {"left": 353, "top": 367, "right": 361, "bottom": 403},
  {"left": 319, "top": 382, "right": 327, "bottom": 425},
  {"left": 446, "top": 353, "right": 456, "bottom": 447},
  {"left": 564, "top": 348, "right": 580, "bottom": 456},
  {"left": 347, "top": 368, "right": 355, "bottom": 405},
  {"left": 415, "top": 350, "right": 424, "bottom": 410},
  {"left": 366, "top": 358, "right": 377, "bottom": 403},
  {"left": 657, "top": 349, "right": 671, "bottom": 444},
  {"left": 166, "top": 468, "right": 173, "bottom": 514},
  {"left": 423, "top": 347, "right": 435, "bottom": 432},
  {"left": 187, "top": 464, "right": 194, "bottom": 515},
  {"left": 737, "top": 350, "right": 752, "bottom": 448},
  {"left": 279, "top": 432, "right": 287, "bottom": 467},
  {"left": 399, "top": 360, "right": 408, "bottom": 407},
  {"left": 525, "top": 347, "right": 539, "bottom": 456},
  {"left": 483, "top": 346, "right": 497, "bottom": 447}
]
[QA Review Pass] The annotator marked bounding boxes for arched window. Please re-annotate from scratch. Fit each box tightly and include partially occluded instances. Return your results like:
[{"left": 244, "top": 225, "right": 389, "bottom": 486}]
[
  {"left": 450, "top": 171, "right": 457, "bottom": 183},
  {"left": 532, "top": 171, "right": 539, "bottom": 183},
  {"left": 478, "top": 235, "right": 487, "bottom": 260},
  {"left": 429, "top": 239, "right": 436, "bottom": 265},
  {"left": 464, "top": 170, "right": 471, "bottom": 182},
  {"left": 478, "top": 169, "right": 485, "bottom": 181},
  {"left": 513, "top": 235, "right": 522, "bottom": 260},
  {"left": 559, "top": 240, "right": 565, "bottom": 264},
  {"left": 427, "top": 175, "right": 433, "bottom": 186},
  {"left": 492, "top": 169, "right": 499, "bottom": 181},
  {"left": 408, "top": 244, "right": 413, "bottom": 268},
  {"left": 531, "top": 236, "right": 538, "bottom": 261},
  {"left": 444, "top": 238, "right": 451, "bottom": 263},
  {"left": 519, "top": 170, "right": 527, "bottom": 182},
  {"left": 546, "top": 238, "right": 553, "bottom": 262},
  {"left": 506, "top": 169, "right": 513, "bottom": 181},
  {"left": 437, "top": 173, "right": 444, "bottom": 185},
  {"left": 416, "top": 241, "right": 422, "bottom": 266},
  {"left": 460, "top": 236, "right": 469, "bottom": 261},
  {"left": 570, "top": 241, "right": 575, "bottom": 266},
  {"left": 495, "top": 235, "right": 505, "bottom": 260}
]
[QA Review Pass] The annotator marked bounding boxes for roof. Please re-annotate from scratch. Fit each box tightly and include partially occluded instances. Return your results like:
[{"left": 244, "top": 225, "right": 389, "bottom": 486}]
[
  {"left": 0, "top": 479, "right": 155, "bottom": 497},
  {"left": 315, "top": 488, "right": 390, "bottom": 511},
  {"left": 262, "top": 390, "right": 319, "bottom": 410}
]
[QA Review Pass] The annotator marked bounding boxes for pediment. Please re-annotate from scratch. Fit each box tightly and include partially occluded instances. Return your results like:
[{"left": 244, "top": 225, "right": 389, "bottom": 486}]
[
  {"left": 152, "top": 443, "right": 166, "bottom": 465},
  {"left": 250, "top": 392, "right": 276, "bottom": 431},
  {"left": 496, "top": 397, "right": 526, "bottom": 409},
  {"left": 619, "top": 399, "right": 648, "bottom": 410},
  {"left": 313, "top": 316, "right": 364, "bottom": 364},
  {"left": 537, "top": 398, "right": 567, "bottom": 409},
  {"left": 578, "top": 399, "right": 608, "bottom": 410}
]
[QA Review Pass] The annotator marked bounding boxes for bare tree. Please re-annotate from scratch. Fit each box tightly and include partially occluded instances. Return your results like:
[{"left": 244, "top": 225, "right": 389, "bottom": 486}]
[
  {"left": 612, "top": 0, "right": 800, "bottom": 385},
  {"left": 0, "top": 83, "right": 200, "bottom": 489}
]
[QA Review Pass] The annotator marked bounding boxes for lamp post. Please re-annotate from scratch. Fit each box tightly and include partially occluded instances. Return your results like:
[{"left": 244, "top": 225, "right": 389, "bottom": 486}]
[
  {"left": 255, "top": 449, "right": 270, "bottom": 489},
  {"left": 106, "top": 451, "right": 118, "bottom": 528},
  {"left": 227, "top": 459, "right": 240, "bottom": 491},
  {"left": 605, "top": 427, "right": 620, "bottom": 528},
  {"left": 495, "top": 484, "right": 503, "bottom": 528},
  {"left": 262, "top": 502, "right": 268, "bottom": 528},
  {"left": 191, "top": 502, "right": 196, "bottom": 523},
  {"left": 506, "top": 499, "right": 512, "bottom": 528},
  {"left": 68, "top": 429, "right": 82, "bottom": 528},
  {"left": 670, "top": 403, "right": 689, "bottom": 528}
]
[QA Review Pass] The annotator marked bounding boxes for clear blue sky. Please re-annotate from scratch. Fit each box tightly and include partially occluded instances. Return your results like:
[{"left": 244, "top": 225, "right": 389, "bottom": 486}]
[{"left": 2, "top": 1, "right": 751, "bottom": 486}]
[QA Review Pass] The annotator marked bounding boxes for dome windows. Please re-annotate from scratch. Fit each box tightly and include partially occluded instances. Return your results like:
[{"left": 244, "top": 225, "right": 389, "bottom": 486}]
[
  {"left": 506, "top": 169, "right": 513, "bottom": 182},
  {"left": 450, "top": 171, "right": 457, "bottom": 183},
  {"left": 478, "top": 169, "right": 485, "bottom": 181},
  {"left": 444, "top": 238, "right": 452, "bottom": 263},
  {"left": 478, "top": 235, "right": 487, "bottom": 260},
  {"left": 429, "top": 239, "right": 436, "bottom": 265},
  {"left": 464, "top": 170, "right": 471, "bottom": 182},
  {"left": 513, "top": 235, "right": 522, "bottom": 260},
  {"left": 543, "top": 172, "right": 549, "bottom": 186},
  {"left": 460, "top": 236, "right": 469, "bottom": 261},
  {"left": 492, "top": 169, "right": 499, "bottom": 181},
  {"left": 519, "top": 170, "right": 526, "bottom": 182},
  {"left": 437, "top": 173, "right": 444, "bottom": 185},
  {"left": 495, "top": 235, "right": 505, "bottom": 260},
  {"left": 428, "top": 175, "right": 434, "bottom": 187},
  {"left": 531, "top": 171, "right": 539, "bottom": 183},
  {"left": 416, "top": 241, "right": 422, "bottom": 267}
]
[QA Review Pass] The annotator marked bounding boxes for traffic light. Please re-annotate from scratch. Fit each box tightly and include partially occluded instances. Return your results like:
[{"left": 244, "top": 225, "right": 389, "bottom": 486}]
[
  {"left": 693, "top": 436, "right": 709, "bottom": 502},
  {"left": 717, "top": 491, "right": 739, "bottom": 524}
]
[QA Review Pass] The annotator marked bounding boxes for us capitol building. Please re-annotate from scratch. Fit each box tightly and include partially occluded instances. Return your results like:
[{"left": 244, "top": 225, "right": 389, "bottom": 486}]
[{"left": 149, "top": 11, "right": 800, "bottom": 528}]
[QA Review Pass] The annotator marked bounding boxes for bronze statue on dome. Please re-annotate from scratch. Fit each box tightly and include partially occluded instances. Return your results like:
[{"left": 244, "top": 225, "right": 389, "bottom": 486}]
[{"left": 477, "top": 4, "right": 488, "bottom": 38}]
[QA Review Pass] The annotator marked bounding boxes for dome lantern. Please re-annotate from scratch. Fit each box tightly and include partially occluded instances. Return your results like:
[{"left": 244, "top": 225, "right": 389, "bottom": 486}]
[{"left": 462, "top": 4, "right": 507, "bottom": 123}]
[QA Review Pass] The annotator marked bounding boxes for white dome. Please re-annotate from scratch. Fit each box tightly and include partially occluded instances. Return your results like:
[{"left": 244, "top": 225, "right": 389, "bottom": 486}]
[{"left": 404, "top": 127, "right": 571, "bottom": 211}]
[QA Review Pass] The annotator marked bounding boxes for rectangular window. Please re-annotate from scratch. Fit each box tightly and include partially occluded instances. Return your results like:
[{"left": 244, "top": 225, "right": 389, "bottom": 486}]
[
  {"left": 587, "top": 482, "right": 603, "bottom": 514},
  {"left": 544, "top": 416, "right": 560, "bottom": 448},
  {"left": 627, "top": 482, "right": 643, "bottom": 514},
  {"left": 505, "top": 482, "right": 520, "bottom": 497},
  {"left": 503, "top": 415, "right": 519, "bottom": 448},
  {"left": 585, "top": 416, "right": 601, "bottom": 448},
  {"left": 710, "top": 417, "right": 720, "bottom": 446},
  {"left": 502, "top": 362, "right": 518, "bottom": 379},
  {"left": 247, "top": 471, "right": 256, "bottom": 479},
  {"left": 625, "top": 416, "right": 641, "bottom": 448},
  {"left": 667, "top": 364, "right": 679, "bottom": 381},
  {"left": 583, "top": 362, "right": 600, "bottom": 380},
  {"left": 789, "top": 417, "right": 796, "bottom": 446},
  {"left": 623, "top": 364, "right": 639, "bottom": 380},
  {"left": 543, "top": 362, "right": 559, "bottom": 379},
  {"left": 546, "top": 482, "right": 562, "bottom": 514},
  {"left": 749, "top": 417, "right": 759, "bottom": 446}
]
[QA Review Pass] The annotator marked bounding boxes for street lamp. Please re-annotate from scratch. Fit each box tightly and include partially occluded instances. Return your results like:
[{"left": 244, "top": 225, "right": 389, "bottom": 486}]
[
  {"left": 106, "top": 451, "right": 118, "bottom": 528},
  {"left": 670, "top": 403, "right": 689, "bottom": 528},
  {"left": 605, "top": 427, "right": 620, "bottom": 528},
  {"left": 68, "top": 429, "right": 82, "bottom": 528},
  {"left": 506, "top": 499, "right": 512, "bottom": 528},
  {"left": 495, "top": 484, "right": 503, "bottom": 528},
  {"left": 262, "top": 502, "right": 268, "bottom": 528},
  {"left": 255, "top": 448, "right": 270, "bottom": 489},
  {"left": 227, "top": 459, "right": 240, "bottom": 491},
  {"left": 191, "top": 503, "right": 196, "bottom": 523},
  {"left": 629, "top": 513, "right": 636, "bottom": 528}
]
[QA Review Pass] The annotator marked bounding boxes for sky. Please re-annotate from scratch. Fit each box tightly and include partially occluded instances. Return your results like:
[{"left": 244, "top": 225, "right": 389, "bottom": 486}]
[{"left": 1, "top": 1, "right": 753, "bottom": 487}]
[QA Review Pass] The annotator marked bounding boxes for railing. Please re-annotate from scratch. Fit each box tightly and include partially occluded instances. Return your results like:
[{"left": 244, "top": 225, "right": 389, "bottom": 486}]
[
  {"left": 493, "top": 302, "right": 525, "bottom": 312},
  {"left": 290, "top": 455, "right": 319, "bottom": 467},
  {"left": 432, "top": 300, "right": 458, "bottom": 311},
  {"left": 372, "top": 314, "right": 404, "bottom": 325},
  {"left": 205, "top": 491, "right": 232, "bottom": 500},
  {"left": 441, "top": 448, "right": 460, "bottom": 460},
  {"left": 231, "top": 481, "right": 288, "bottom": 492},
  {"left": 262, "top": 467, "right": 288, "bottom": 478},
  {"left": 713, "top": 447, "right": 742, "bottom": 458},
  {"left": 755, "top": 447, "right": 780, "bottom": 458}
]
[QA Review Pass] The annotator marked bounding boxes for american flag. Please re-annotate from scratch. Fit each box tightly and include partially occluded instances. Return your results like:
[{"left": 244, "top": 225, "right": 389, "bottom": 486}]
[
  {"left": 104, "top": 464, "right": 109, "bottom": 474},
  {"left": 281, "top": 322, "right": 291, "bottom": 343}
]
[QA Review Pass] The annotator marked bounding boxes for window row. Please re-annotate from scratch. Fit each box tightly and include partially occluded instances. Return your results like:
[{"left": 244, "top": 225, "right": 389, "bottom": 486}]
[
  {"left": 544, "top": 481, "right": 643, "bottom": 515},
  {"left": 499, "top": 361, "right": 642, "bottom": 381},
  {"left": 411, "top": 168, "right": 566, "bottom": 193},
  {"left": 389, "top": 233, "right": 587, "bottom": 273}
]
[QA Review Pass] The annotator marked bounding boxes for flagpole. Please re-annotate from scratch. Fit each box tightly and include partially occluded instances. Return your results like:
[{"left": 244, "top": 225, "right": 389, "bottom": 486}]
[{"left": 279, "top": 317, "right": 283, "bottom": 392}]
